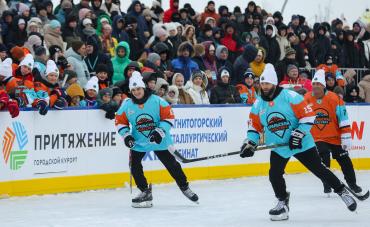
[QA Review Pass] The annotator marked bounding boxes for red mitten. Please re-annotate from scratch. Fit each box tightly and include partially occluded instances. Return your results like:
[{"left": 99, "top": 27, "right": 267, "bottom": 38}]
[
  {"left": 7, "top": 100, "right": 20, "bottom": 118},
  {"left": 0, "top": 91, "right": 9, "bottom": 109}
]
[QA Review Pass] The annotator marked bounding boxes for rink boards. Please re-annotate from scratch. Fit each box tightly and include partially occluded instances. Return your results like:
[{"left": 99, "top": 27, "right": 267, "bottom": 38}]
[{"left": 0, "top": 104, "right": 369, "bottom": 196}]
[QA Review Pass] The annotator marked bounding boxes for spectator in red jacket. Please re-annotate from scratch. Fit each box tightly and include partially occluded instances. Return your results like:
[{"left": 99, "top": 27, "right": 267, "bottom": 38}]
[
  {"left": 163, "top": 0, "right": 179, "bottom": 23},
  {"left": 279, "top": 64, "right": 312, "bottom": 94},
  {"left": 220, "top": 22, "right": 243, "bottom": 62}
]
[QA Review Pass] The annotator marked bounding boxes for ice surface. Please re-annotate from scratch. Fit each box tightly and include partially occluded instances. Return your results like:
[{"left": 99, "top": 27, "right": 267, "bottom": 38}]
[{"left": 1, "top": 171, "right": 370, "bottom": 227}]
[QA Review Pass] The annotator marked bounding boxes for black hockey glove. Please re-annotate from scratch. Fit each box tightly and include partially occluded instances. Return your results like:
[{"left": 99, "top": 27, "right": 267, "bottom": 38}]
[
  {"left": 240, "top": 140, "right": 257, "bottom": 158},
  {"left": 124, "top": 134, "right": 135, "bottom": 148},
  {"left": 149, "top": 128, "right": 165, "bottom": 144},
  {"left": 289, "top": 129, "right": 305, "bottom": 150},
  {"left": 36, "top": 100, "right": 48, "bottom": 115}
]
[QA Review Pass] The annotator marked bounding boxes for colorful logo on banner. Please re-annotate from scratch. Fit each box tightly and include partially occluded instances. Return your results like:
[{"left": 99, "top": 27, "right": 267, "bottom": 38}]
[{"left": 2, "top": 122, "right": 28, "bottom": 170}]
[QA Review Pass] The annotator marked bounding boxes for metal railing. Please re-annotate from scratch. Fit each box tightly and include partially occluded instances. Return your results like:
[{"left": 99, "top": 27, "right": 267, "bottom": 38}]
[{"left": 299, "top": 68, "right": 370, "bottom": 84}]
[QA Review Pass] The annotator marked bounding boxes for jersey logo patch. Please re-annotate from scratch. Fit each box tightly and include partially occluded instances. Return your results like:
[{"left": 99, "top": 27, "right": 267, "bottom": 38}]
[
  {"left": 266, "top": 112, "right": 291, "bottom": 138},
  {"left": 135, "top": 114, "right": 156, "bottom": 137},
  {"left": 314, "top": 108, "right": 330, "bottom": 131}
]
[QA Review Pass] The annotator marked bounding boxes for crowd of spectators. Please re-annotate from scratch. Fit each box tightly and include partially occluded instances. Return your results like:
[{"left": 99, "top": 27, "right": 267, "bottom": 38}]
[{"left": 0, "top": 0, "right": 370, "bottom": 119}]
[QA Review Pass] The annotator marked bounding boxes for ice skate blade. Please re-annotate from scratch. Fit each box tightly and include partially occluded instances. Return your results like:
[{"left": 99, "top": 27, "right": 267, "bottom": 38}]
[
  {"left": 325, "top": 193, "right": 331, "bottom": 198},
  {"left": 270, "top": 213, "right": 289, "bottom": 221},
  {"left": 132, "top": 201, "right": 153, "bottom": 208}
]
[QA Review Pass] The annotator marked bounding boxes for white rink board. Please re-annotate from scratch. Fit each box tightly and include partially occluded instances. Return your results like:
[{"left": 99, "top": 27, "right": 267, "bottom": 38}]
[{"left": 0, "top": 104, "right": 369, "bottom": 183}]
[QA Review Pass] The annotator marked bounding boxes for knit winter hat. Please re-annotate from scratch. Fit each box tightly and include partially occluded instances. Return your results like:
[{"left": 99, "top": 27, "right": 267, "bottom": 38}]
[
  {"left": 49, "top": 19, "right": 61, "bottom": 29},
  {"left": 154, "top": 27, "right": 168, "bottom": 38},
  {"left": 112, "top": 86, "right": 123, "bottom": 97},
  {"left": 18, "top": 18, "right": 26, "bottom": 25},
  {"left": 96, "top": 64, "right": 109, "bottom": 73},
  {"left": 19, "top": 54, "right": 34, "bottom": 69},
  {"left": 85, "top": 76, "right": 99, "bottom": 93},
  {"left": 220, "top": 69, "right": 230, "bottom": 77},
  {"left": 45, "top": 60, "right": 59, "bottom": 77},
  {"left": 10, "top": 46, "right": 25, "bottom": 60},
  {"left": 285, "top": 46, "right": 296, "bottom": 57},
  {"left": 79, "top": 8, "right": 91, "bottom": 20},
  {"left": 260, "top": 63, "right": 278, "bottom": 85},
  {"left": 67, "top": 83, "right": 85, "bottom": 98},
  {"left": 312, "top": 69, "right": 326, "bottom": 87},
  {"left": 18, "top": 3, "right": 30, "bottom": 14},
  {"left": 99, "top": 87, "right": 113, "bottom": 97},
  {"left": 26, "top": 35, "right": 42, "bottom": 47},
  {"left": 129, "top": 71, "right": 146, "bottom": 90},
  {"left": 244, "top": 68, "right": 255, "bottom": 79},
  {"left": 82, "top": 18, "right": 93, "bottom": 26},
  {"left": 147, "top": 53, "right": 161, "bottom": 64},
  {"left": 287, "top": 64, "right": 298, "bottom": 73},
  {"left": 0, "top": 58, "right": 13, "bottom": 80}
]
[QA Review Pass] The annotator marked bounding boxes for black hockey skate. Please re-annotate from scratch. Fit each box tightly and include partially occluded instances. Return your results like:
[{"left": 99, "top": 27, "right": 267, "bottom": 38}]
[
  {"left": 348, "top": 183, "right": 369, "bottom": 201},
  {"left": 269, "top": 192, "right": 290, "bottom": 221},
  {"left": 132, "top": 185, "right": 153, "bottom": 208},
  {"left": 181, "top": 186, "right": 199, "bottom": 204},
  {"left": 323, "top": 183, "right": 332, "bottom": 196},
  {"left": 338, "top": 187, "right": 357, "bottom": 212}
]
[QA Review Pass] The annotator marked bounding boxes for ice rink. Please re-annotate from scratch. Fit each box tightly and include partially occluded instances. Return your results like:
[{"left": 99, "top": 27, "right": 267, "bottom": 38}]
[{"left": 1, "top": 171, "right": 370, "bottom": 227}]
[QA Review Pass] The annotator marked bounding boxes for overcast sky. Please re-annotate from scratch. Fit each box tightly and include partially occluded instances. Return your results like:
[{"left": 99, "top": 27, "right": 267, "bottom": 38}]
[{"left": 119, "top": 0, "right": 369, "bottom": 26}]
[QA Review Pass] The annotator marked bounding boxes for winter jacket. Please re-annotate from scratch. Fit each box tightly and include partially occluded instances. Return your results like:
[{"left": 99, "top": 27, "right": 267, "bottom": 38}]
[
  {"left": 232, "top": 44, "right": 258, "bottom": 85},
  {"left": 279, "top": 76, "right": 312, "bottom": 92},
  {"left": 275, "top": 57, "right": 299, "bottom": 83},
  {"left": 184, "top": 73, "right": 210, "bottom": 104},
  {"left": 65, "top": 48, "right": 90, "bottom": 87},
  {"left": 111, "top": 41, "right": 131, "bottom": 84},
  {"left": 265, "top": 26, "right": 281, "bottom": 65},
  {"left": 85, "top": 37, "right": 114, "bottom": 79},
  {"left": 210, "top": 81, "right": 241, "bottom": 104},
  {"left": 163, "top": 0, "right": 178, "bottom": 23},
  {"left": 172, "top": 73, "right": 194, "bottom": 104},
  {"left": 276, "top": 34, "right": 290, "bottom": 60},
  {"left": 112, "top": 15, "right": 129, "bottom": 42},
  {"left": 127, "top": 1, "right": 148, "bottom": 40},
  {"left": 311, "top": 34, "right": 331, "bottom": 66},
  {"left": 44, "top": 24, "right": 64, "bottom": 50},
  {"left": 171, "top": 57, "right": 199, "bottom": 82},
  {"left": 200, "top": 8, "right": 220, "bottom": 27}
]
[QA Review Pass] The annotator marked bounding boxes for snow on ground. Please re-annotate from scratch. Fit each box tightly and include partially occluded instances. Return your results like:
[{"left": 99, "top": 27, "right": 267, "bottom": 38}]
[{"left": 1, "top": 171, "right": 370, "bottom": 227}]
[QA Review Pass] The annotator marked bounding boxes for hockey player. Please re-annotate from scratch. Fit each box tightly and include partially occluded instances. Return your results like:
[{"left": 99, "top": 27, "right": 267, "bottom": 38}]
[
  {"left": 304, "top": 69, "right": 368, "bottom": 197},
  {"left": 115, "top": 71, "right": 198, "bottom": 208},
  {"left": 240, "top": 64, "right": 357, "bottom": 221}
]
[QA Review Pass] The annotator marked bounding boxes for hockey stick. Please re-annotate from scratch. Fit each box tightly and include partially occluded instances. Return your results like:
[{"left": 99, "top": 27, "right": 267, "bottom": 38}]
[
  {"left": 173, "top": 143, "right": 288, "bottom": 163},
  {"left": 129, "top": 149, "right": 133, "bottom": 194},
  {"left": 343, "top": 183, "right": 369, "bottom": 201}
]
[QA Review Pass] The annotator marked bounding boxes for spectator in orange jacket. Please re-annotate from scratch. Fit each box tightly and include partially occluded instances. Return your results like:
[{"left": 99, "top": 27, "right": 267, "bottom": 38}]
[
  {"left": 236, "top": 68, "right": 257, "bottom": 105},
  {"left": 2, "top": 58, "right": 48, "bottom": 115},
  {"left": 34, "top": 60, "right": 67, "bottom": 109},
  {"left": 317, "top": 54, "right": 339, "bottom": 75},
  {"left": 0, "top": 58, "right": 20, "bottom": 118},
  {"left": 200, "top": 1, "right": 220, "bottom": 28}
]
